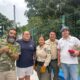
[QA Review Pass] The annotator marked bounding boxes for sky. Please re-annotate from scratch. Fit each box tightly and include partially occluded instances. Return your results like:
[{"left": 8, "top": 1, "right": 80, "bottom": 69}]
[{"left": 0, "top": 0, "right": 28, "bottom": 26}]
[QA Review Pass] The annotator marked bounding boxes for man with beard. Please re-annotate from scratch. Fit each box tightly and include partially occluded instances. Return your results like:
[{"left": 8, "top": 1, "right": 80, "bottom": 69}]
[{"left": 0, "top": 28, "right": 20, "bottom": 80}]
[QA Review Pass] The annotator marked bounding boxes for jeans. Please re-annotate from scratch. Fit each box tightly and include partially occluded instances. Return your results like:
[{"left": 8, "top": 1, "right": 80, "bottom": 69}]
[{"left": 61, "top": 63, "right": 78, "bottom": 80}]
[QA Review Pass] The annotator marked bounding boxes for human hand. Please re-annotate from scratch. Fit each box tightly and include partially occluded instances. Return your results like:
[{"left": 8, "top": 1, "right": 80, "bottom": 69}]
[
  {"left": 74, "top": 50, "right": 79, "bottom": 56},
  {"left": 2, "top": 46, "right": 9, "bottom": 53},
  {"left": 58, "top": 61, "right": 61, "bottom": 67},
  {"left": 68, "top": 49, "right": 79, "bottom": 57},
  {"left": 33, "top": 65, "right": 37, "bottom": 70}
]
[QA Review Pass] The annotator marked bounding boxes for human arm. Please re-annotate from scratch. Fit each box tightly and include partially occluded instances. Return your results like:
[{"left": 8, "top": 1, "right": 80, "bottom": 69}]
[
  {"left": 73, "top": 37, "right": 80, "bottom": 56},
  {"left": 79, "top": 51, "right": 80, "bottom": 56},
  {"left": 40, "top": 46, "right": 51, "bottom": 73},
  {"left": 58, "top": 49, "right": 61, "bottom": 66},
  {"left": 0, "top": 46, "right": 9, "bottom": 54},
  {"left": 57, "top": 40, "right": 61, "bottom": 66},
  {"left": 73, "top": 50, "right": 80, "bottom": 56},
  {"left": 43, "top": 49, "right": 51, "bottom": 67}
]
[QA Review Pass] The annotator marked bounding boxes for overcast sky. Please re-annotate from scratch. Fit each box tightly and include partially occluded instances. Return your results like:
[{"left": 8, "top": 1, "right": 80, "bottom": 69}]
[{"left": 0, "top": 0, "right": 28, "bottom": 26}]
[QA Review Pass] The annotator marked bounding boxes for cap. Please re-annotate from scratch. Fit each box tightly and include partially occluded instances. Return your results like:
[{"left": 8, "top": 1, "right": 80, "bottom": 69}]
[{"left": 60, "top": 26, "right": 69, "bottom": 32}]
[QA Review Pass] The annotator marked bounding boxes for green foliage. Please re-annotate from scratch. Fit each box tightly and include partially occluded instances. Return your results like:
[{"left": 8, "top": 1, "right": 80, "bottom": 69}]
[
  {"left": 23, "top": 0, "right": 80, "bottom": 42},
  {"left": 0, "top": 13, "right": 14, "bottom": 36},
  {"left": 25, "top": 0, "right": 61, "bottom": 18},
  {"left": 25, "top": 0, "right": 80, "bottom": 18},
  {"left": 21, "top": 16, "right": 62, "bottom": 43},
  {"left": 77, "top": 20, "right": 80, "bottom": 26},
  {"left": 0, "top": 13, "right": 13, "bottom": 30}
]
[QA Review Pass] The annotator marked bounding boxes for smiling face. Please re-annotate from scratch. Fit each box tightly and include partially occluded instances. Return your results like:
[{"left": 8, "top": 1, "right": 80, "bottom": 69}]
[
  {"left": 7, "top": 29, "right": 17, "bottom": 43},
  {"left": 62, "top": 29, "right": 70, "bottom": 38},
  {"left": 39, "top": 36, "right": 45, "bottom": 46},
  {"left": 22, "top": 31, "right": 31, "bottom": 41},
  {"left": 8, "top": 29, "right": 17, "bottom": 38},
  {"left": 49, "top": 32, "right": 56, "bottom": 41}
]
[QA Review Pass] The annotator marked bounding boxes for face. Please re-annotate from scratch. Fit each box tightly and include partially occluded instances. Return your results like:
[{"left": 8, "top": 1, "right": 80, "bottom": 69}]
[
  {"left": 7, "top": 30, "right": 17, "bottom": 43},
  {"left": 49, "top": 32, "right": 56, "bottom": 41},
  {"left": 22, "top": 31, "right": 31, "bottom": 41},
  {"left": 8, "top": 30, "right": 16, "bottom": 38},
  {"left": 62, "top": 29, "right": 70, "bottom": 38},
  {"left": 39, "top": 36, "right": 45, "bottom": 46}
]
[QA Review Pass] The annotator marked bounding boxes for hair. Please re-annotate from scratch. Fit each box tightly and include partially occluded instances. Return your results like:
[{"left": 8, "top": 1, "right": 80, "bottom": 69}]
[
  {"left": 22, "top": 31, "right": 30, "bottom": 35},
  {"left": 39, "top": 35, "right": 45, "bottom": 40},
  {"left": 49, "top": 30, "right": 56, "bottom": 34},
  {"left": 8, "top": 28, "right": 17, "bottom": 33},
  {"left": 7, "top": 28, "right": 17, "bottom": 42},
  {"left": 8, "top": 28, "right": 17, "bottom": 37},
  {"left": 49, "top": 29, "right": 56, "bottom": 33},
  {"left": 49, "top": 31, "right": 56, "bottom": 36}
]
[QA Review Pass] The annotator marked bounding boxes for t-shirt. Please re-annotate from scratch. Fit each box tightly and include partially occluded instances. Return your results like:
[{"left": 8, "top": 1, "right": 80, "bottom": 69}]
[
  {"left": 16, "top": 39, "right": 36, "bottom": 68},
  {"left": 58, "top": 36, "right": 80, "bottom": 64}
]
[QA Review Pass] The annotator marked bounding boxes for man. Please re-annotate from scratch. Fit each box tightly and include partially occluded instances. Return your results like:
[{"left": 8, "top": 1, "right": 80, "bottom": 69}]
[
  {"left": 46, "top": 31, "right": 59, "bottom": 80},
  {"left": 16, "top": 31, "right": 36, "bottom": 80},
  {"left": 58, "top": 26, "right": 80, "bottom": 80},
  {"left": 0, "top": 28, "right": 20, "bottom": 80}
]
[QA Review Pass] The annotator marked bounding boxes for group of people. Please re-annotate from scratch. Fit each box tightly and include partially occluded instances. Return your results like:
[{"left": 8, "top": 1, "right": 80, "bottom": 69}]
[{"left": 0, "top": 26, "right": 80, "bottom": 80}]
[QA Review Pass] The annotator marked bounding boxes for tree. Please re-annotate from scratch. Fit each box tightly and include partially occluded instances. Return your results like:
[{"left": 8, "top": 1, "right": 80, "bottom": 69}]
[
  {"left": 24, "top": 0, "right": 80, "bottom": 42},
  {"left": 0, "top": 13, "right": 13, "bottom": 31},
  {"left": 25, "top": 0, "right": 80, "bottom": 18},
  {"left": 25, "top": 0, "right": 61, "bottom": 18}
]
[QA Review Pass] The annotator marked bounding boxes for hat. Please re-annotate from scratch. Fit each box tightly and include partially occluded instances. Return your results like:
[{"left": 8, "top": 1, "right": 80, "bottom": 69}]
[{"left": 60, "top": 26, "right": 69, "bottom": 32}]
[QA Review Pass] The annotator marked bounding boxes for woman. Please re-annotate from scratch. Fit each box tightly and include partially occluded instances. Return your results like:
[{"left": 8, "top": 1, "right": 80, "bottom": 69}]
[
  {"left": 16, "top": 31, "right": 36, "bottom": 80},
  {"left": 35, "top": 36, "right": 51, "bottom": 80}
]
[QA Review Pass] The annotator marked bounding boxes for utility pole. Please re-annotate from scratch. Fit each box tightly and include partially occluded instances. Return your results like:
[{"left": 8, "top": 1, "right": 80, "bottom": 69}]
[
  {"left": 58, "top": 0, "right": 65, "bottom": 27},
  {"left": 62, "top": 15, "right": 65, "bottom": 26},
  {"left": 13, "top": 5, "right": 16, "bottom": 28}
]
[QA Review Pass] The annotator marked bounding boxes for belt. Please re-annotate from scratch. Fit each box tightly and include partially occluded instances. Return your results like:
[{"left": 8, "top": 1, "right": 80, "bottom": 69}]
[
  {"left": 36, "top": 61, "right": 44, "bottom": 66},
  {"left": 51, "top": 59, "right": 57, "bottom": 61}
]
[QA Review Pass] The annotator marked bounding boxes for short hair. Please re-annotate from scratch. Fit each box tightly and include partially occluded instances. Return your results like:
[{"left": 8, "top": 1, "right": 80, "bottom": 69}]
[
  {"left": 39, "top": 35, "right": 45, "bottom": 40},
  {"left": 22, "top": 31, "right": 30, "bottom": 35},
  {"left": 49, "top": 31, "right": 56, "bottom": 36},
  {"left": 8, "top": 28, "right": 17, "bottom": 32},
  {"left": 8, "top": 28, "right": 17, "bottom": 36},
  {"left": 49, "top": 30, "right": 56, "bottom": 34}
]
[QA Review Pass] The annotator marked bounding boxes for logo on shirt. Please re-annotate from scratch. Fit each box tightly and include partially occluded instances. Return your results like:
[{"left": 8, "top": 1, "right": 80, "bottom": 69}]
[{"left": 30, "top": 45, "right": 33, "bottom": 48}]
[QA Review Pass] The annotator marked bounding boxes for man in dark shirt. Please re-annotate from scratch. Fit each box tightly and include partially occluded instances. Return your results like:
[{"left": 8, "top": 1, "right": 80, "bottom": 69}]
[{"left": 16, "top": 31, "right": 36, "bottom": 80}]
